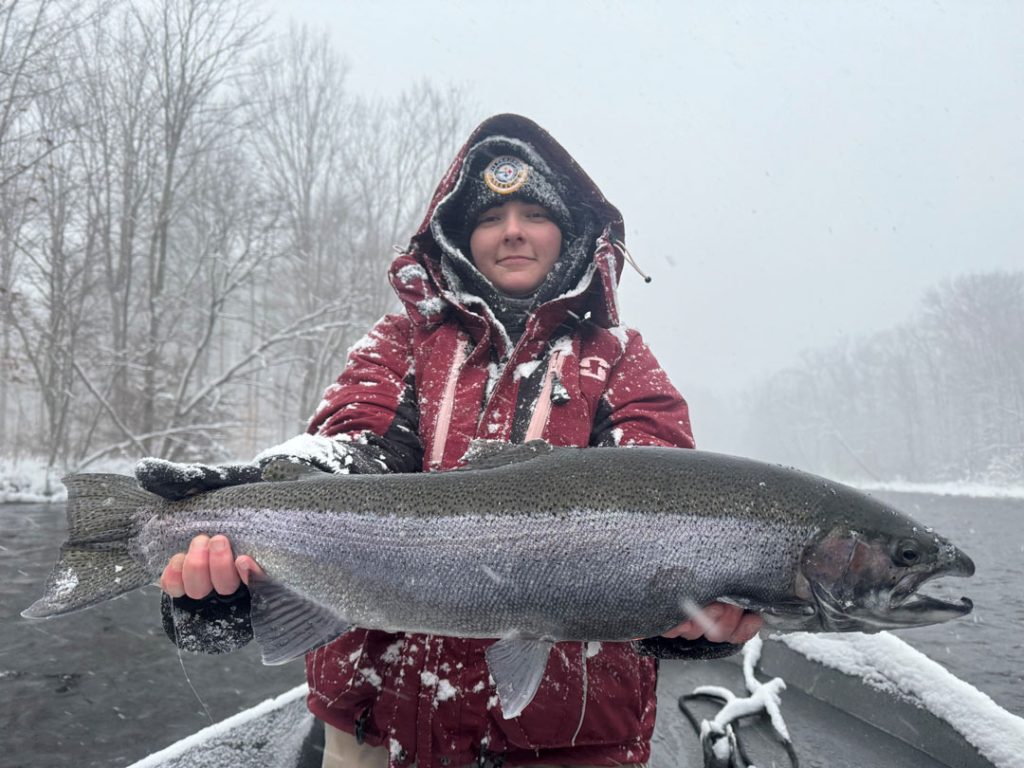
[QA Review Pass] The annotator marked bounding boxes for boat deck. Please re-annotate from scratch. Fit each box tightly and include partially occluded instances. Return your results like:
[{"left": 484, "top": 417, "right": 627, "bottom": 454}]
[
  {"left": 654, "top": 640, "right": 992, "bottom": 768},
  {"left": 131, "top": 638, "right": 998, "bottom": 768}
]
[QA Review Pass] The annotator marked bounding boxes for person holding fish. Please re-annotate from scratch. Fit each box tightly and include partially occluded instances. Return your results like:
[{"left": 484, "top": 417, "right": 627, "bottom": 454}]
[{"left": 140, "top": 114, "right": 763, "bottom": 768}]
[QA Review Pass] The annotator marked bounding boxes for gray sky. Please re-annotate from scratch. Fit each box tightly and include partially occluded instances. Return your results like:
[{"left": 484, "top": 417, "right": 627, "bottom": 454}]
[{"left": 275, "top": 1, "right": 1023, "bottom": 445}]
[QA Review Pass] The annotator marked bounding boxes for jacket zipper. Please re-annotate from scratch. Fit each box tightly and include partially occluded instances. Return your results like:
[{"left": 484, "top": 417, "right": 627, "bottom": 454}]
[
  {"left": 524, "top": 348, "right": 567, "bottom": 441},
  {"left": 429, "top": 333, "right": 469, "bottom": 469}
]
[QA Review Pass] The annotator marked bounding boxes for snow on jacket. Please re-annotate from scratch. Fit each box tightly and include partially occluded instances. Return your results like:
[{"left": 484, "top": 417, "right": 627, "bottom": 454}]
[{"left": 301, "top": 114, "right": 696, "bottom": 768}]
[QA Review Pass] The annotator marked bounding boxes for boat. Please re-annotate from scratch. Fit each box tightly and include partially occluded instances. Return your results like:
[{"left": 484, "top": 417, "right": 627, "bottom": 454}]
[{"left": 128, "top": 633, "right": 1022, "bottom": 768}]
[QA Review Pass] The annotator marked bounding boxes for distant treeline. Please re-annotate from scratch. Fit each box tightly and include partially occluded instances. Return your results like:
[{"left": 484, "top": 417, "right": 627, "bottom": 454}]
[
  {"left": 0, "top": 0, "right": 468, "bottom": 469},
  {"left": 3, "top": 5, "right": 1020, "bottom": 487},
  {"left": 743, "top": 271, "right": 1024, "bottom": 484}
]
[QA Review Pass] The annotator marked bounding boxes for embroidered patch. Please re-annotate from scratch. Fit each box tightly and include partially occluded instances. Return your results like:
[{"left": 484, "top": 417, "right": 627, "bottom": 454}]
[
  {"left": 580, "top": 356, "right": 611, "bottom": 382},
  {"left": 484, "top": 155, "right": 529, "bottom": 195}
]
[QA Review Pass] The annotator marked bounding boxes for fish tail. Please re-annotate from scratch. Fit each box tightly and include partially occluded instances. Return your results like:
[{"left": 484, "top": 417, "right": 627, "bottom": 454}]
[{"left": 21, "top": 474, "right": 156, "bottom": 619}]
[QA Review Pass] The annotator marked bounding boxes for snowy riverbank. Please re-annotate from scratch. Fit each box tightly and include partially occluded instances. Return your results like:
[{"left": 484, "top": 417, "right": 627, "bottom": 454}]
[
  {"left": 0, "top": 457, "right": 135, "bottom": 504},
  {"left": 857, "top": 479, "right": 1024, "bottom": 500},
  {"left": 2, "top": 455, "right": 1023, "bottom": 504}
]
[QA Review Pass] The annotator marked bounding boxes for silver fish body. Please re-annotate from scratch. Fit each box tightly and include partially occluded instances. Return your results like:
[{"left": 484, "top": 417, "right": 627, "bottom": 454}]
[{"left": 22, "top": 442, "right": 974, "bottom": 717}]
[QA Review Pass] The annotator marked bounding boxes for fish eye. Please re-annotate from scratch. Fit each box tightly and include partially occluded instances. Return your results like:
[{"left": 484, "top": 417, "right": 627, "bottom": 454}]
[{"left": 894, "top": 539, "right": 921, "bottom": 566}]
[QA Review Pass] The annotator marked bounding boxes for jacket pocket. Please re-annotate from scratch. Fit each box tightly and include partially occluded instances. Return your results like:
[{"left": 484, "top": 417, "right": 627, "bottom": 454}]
[
  {"left": 305, "top": 629, "right": 408, "bottom": 729},
  {"left": 306, "top": 630, "right": 372, "bottom": 711}
]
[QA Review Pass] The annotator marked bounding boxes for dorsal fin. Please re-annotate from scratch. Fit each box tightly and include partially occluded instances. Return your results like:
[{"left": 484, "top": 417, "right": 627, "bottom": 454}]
[{"left": 260, "top": 460, "right": 328, "bottom": 483}]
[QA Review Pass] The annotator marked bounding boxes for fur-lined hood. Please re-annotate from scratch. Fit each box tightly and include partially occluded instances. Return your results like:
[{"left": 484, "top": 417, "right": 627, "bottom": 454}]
[{"left": 389, "top": 114, "right": 629, "bottom": 354}]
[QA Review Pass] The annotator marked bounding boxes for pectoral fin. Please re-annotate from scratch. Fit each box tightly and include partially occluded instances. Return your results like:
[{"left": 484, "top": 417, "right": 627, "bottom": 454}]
[
  {"left": 810, "top": 581, "right": 863, "bottom": 632},
  {"left": 248, "top": 572, "right": 351, "bottom": 664},
  {"left": 717, "top": 594, "right": 815, "bottom": 618},
  {"left": 484, "top": 636, "right": 554, "bottom": 719}
]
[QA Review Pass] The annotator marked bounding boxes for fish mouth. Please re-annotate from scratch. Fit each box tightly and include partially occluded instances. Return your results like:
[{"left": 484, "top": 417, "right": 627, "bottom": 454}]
[
  {"left": 885, "top": 547, "right": 975, "bottom": 625},
  {"left": 884, "top": 592, "right": 974, "bottom": 624},
  {"left": 812, "top": 580, "right": 973, "bottom": 632}
]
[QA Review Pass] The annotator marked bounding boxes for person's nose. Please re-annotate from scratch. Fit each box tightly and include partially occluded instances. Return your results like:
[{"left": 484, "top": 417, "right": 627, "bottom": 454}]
[{"left": 502, "top": 211, "right": 525, "bottom": 242}]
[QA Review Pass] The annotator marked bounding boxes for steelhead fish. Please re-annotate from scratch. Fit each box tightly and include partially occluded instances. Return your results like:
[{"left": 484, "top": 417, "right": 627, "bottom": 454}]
[{"left": 22, "top": 441, "right": 974, "bottom": 718}]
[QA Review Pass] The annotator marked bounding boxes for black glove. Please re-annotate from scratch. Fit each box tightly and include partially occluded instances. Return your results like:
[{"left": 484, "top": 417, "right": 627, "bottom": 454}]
[
  {"left": 632, "top": 636, "right": 744, "bottom": 660},
  {"left": 161, "top": 587, "right": 253, "bottom": 654},
  {"left": 252, "top": 433, "right": 394, "bottom": 476},
  {"left": 136, "top": 434, "right": 395, "bottom": 501},
  {"left": 135, "top": 458, "right": 263, "bottom": 501}
]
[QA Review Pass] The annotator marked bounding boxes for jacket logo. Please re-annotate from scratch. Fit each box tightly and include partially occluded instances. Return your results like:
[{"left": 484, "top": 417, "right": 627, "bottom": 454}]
[{"left": 580, "top": 356, "right": 610, "bottom": 382}]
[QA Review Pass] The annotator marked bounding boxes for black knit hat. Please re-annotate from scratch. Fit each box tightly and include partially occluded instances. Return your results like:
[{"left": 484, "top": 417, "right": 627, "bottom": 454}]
[
  {"left": 429, "top": 134, "right": 599, "bottom": 340},
  {"left": 458, "top": 148, "right": 573, "bottom": 237}
]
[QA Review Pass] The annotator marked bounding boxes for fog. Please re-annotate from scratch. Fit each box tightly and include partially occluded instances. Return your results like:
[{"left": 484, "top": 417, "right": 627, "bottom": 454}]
[
  {"left": 277, "top": 0, "right": 1024, "bottom": 450},
  {"left": 1, "top": 7, "right": 1022, "bottom": 765},
  {"left": 1, "top": 0, "right": 1020, "bottom": 483}
]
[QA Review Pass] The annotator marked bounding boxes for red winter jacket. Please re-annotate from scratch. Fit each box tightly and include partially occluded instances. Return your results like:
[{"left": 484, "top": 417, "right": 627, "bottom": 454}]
[{"left": 303, "top": 114, "right": 695, "bottom": 767}]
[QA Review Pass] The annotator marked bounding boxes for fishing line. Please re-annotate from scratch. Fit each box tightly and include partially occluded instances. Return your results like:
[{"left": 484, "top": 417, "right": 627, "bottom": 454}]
[{"left": 172, "top": 612, "right": 214, "bottom": 724}]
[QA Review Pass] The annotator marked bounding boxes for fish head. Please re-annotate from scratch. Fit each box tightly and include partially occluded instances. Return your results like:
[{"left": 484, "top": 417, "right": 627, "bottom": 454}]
[{"left": 798, "top": 516, "right": 974, "bottom": 632}]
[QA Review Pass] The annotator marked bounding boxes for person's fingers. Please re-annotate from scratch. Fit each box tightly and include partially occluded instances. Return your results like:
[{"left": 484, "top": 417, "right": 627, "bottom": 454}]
[
  {"left": 731, "top": 612, "right": 764, "bottom": 645},
  {"left": 235, "top": 555, "right": 264, "bottom": 586},
  {"left": 209, "top": 535, "right": 241, "bottom": 595},
  {"left": 664, "top": 603, "right": 725, "bottom": 640},
  {"left": 660, "top": 604, "right": 765, "bottom": 644},
  {"left": 160, "top": 553, "right": 187, "bottom": 598},
  {"left": 704, "top": 603, "right": 744, "bottom": 643},
  {"left": 181, "top": 535, "right": 213, "bottom": 599},
  {"left": 660, "top": 619, "right": 694, "bottom": 639}
]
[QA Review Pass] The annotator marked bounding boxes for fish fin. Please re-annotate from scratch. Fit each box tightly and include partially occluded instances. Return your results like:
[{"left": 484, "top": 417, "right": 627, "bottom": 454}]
[
  {"left": 248, "top": 572, "right": 351, "bottom": 664},
  {"left": 809, "top": 581, "right": 858, "bottom": 632},
  {"left": 22, "top": 474, "right": 154, "bottom": 618},
  {"left": 484, "top": 636, "right": 554, "bottom": 719},
  {"left": 260, "top": 460, "right": 328, "bottom": 483},
  {"left": 717, "top": 594, "right": 815, "bottom": 617},
  {"left": 458, "top": 439, "right": 559, "bottom": 471}
]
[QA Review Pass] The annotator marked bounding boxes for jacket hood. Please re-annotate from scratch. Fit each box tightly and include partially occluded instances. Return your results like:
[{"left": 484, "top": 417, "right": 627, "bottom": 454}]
[{"left": 390, "top": 114, "right": 628, "bottom": 346}]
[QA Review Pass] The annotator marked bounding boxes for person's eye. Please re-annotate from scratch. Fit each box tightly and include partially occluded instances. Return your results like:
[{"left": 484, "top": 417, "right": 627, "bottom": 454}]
[
  {"left": 526, "top": 210, "right": 549, "bottom": 220},
  {"left": 477, "top": 213, "right": 500, "bottom": 225}
]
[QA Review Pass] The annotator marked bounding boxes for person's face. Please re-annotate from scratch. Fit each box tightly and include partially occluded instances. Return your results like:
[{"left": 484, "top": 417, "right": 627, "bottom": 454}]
[{"left": 469, "top": 200, "right": 562, "bottom": 297}]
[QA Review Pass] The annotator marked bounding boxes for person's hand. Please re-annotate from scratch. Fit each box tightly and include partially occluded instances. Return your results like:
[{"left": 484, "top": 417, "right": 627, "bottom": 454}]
[
  {"left": 136, "top": 459, "right": 263, "bottom": 501},
  {"left": 160, "top": 534, "right": 264, "bottom": 599},
  {"left": 661, "top": 602, "right": 763, "bottom": 645}
]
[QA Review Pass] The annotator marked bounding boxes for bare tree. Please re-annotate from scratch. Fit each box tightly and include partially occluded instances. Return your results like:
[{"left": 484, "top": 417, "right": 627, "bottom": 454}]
[
  {"left": 130, "top": 0, "right": 262, "bottom": 452},
  {"left": 917, "top": 272, "right": 1024, "bottom": 479},
  {"left": 1, "top": 0, "right": 58, "bottom": 188},
  {"left": 244, "top": 26, "right": 356, "bottom": 430},
  {"left": 0, "top": 0, "right": 93, "bottom": 455},
  {"left": 4, "top": 46, "right": 100, "bottom": 475},
  {"left": 1, "top": 4, "right": 470, "bottom": 472},
  {"left": 246, "top": 29, "right": 468, "bottom": 438},
  {"left": 743, "top": 271, "right": 1024, "bottom": 485}
]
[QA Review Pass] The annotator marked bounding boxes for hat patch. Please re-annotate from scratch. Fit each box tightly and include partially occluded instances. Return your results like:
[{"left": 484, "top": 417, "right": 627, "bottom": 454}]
[{"left": 484, "top": 155, "right": 529, "bottom": 195}]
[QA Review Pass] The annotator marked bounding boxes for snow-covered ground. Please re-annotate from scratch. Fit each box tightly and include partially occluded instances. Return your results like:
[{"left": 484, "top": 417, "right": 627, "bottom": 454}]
[
  {"left": 0, "top": 457, "right": 136, "bottom": 503},
  {"left": 857, "top": 479, "right": 1024, "bottom": 500},
  {"left": 3, "top": 455, "right": 1022, "bottom": 504}
]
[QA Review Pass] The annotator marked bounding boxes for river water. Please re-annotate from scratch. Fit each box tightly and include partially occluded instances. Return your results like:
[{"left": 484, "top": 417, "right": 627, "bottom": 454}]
[{"left": 0, "top": 491, "right": 1020, "bottom": 768}]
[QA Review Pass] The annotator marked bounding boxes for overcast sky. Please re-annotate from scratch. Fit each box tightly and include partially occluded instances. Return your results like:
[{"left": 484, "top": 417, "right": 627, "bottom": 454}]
[{"left": 274, "top": 1, "right": 1022, "bottom": 445}]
